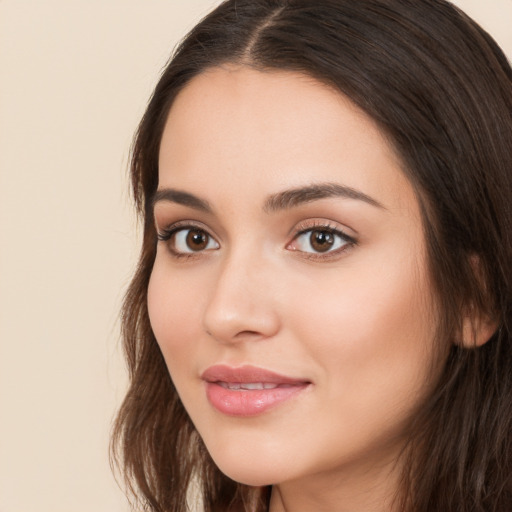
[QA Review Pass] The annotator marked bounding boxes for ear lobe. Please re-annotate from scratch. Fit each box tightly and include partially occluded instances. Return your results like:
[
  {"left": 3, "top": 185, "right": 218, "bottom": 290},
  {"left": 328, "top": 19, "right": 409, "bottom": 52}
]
[{"left": 460, "top": 308, "right": 498, "bottom": 348}]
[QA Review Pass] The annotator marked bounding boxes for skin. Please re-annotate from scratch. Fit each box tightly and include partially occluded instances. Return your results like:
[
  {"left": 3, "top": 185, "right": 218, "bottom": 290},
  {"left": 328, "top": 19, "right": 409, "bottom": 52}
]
[{"left": 148, "top": 66, "right": 445, "bottom": 512}]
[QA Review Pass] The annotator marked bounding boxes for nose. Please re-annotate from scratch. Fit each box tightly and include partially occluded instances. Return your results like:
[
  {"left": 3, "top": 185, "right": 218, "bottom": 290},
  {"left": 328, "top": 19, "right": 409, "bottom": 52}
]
[{"left": 202, "top": 251, "right": 281, "bottom": 344}]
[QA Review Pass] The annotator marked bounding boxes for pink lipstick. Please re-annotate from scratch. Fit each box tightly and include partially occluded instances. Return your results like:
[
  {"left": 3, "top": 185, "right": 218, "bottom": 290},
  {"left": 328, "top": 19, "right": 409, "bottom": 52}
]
[{"left": 201, "top": 365, "right": 310, "bottom": 416}]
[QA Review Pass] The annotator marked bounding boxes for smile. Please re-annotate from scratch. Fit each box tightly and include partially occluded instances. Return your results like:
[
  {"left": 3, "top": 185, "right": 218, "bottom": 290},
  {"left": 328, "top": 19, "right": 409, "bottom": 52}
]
[
  {"left": 218, "top": 382, "right": 295, "bottom": 390},
  {"left": 202, "top": 365, "right": 311, "bottom": 416}
]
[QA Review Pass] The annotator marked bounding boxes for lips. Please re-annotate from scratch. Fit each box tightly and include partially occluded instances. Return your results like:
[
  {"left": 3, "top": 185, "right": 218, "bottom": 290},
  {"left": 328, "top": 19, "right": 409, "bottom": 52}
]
[{"left": 201, "top": 365, "right": 310, "bottom": 416}]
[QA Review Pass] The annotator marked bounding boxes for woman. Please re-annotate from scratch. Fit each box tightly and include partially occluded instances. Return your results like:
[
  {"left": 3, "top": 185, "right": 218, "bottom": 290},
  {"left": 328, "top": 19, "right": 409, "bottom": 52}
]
[{"left": 111, "top": 1, "right": 512, "bottom": 510}]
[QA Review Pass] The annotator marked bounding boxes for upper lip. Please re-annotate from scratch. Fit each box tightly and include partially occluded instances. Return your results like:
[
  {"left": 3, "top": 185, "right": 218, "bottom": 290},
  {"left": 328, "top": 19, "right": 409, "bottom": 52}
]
[{"left": 201, "top": 364, "right": 310, "bottom": 385}]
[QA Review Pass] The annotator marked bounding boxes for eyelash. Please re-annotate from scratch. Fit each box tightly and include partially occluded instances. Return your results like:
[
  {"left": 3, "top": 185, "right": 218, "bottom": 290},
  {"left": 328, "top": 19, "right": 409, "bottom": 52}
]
[
  {"left": 289, "top": 221, "right": 356, "bottom": 261},
  {"left": 156, "top": 221, "right": 357, "bottom": 261},
  {"left": 156, "top": 222, "right": 216, "bottom": 260}
]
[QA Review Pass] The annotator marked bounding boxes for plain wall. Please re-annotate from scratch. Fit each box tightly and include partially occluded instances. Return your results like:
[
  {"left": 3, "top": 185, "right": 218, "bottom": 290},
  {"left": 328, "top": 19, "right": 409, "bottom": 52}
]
[{"left": 0, "top": 2, "right": 511, "bottom": 511}]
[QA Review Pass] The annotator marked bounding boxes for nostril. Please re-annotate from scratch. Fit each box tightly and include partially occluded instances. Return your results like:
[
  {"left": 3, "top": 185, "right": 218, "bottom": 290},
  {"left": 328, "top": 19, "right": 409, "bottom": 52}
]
[
  {"left": 234, "top": 330, "right": 263, "bottom": 339},
  {"left": 206, "top": 327, "right": 269, "bottom": 343}
]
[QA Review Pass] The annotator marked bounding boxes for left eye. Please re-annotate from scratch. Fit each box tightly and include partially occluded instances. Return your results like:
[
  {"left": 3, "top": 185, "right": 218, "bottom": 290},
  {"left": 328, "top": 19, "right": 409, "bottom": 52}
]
[{"left": 290, "top": 228, "right": 351, "bottom": 254}]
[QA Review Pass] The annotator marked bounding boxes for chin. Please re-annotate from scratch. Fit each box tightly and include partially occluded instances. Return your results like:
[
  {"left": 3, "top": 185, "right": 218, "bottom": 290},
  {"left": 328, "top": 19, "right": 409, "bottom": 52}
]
[
  {"left": 215, "top": 463, "right": 277, "bottom": 487},
  {"left": 205, "top": 443, "right": 285, "bottom": 487}
]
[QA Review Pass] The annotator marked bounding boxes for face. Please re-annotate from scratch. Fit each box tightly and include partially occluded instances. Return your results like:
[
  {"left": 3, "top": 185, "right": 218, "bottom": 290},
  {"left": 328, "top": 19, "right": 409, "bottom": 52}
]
[{"left": 148, "top": 66, "right": 441, "bottom": 492}]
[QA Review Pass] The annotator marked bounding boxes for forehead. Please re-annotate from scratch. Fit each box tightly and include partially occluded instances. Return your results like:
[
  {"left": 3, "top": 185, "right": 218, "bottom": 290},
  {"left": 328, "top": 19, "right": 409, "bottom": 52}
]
[{"left": 158, "top": 66, "right": 416, "bottom": 215}]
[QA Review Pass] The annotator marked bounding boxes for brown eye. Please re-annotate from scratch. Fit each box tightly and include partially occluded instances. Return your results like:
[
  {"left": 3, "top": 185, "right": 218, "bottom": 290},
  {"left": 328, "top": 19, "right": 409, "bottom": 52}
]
[
  {"left": 309, "top": 230, "right": 335, "bottom": 252},
  {"left": 288, "top": 225, "right": 353, "bottom": 256},
  {"left": 162, "top": 227, "right": 220, "bottom": 255},
  {"left": 186, "top": 229, "right": 209, "bottom": 251}
]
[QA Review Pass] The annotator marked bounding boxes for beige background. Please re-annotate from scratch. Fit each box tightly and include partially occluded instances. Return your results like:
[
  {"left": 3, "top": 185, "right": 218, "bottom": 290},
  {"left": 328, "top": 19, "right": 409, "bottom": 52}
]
[{"left": 0, "top": 2, "right": 510, "bottom": 511}]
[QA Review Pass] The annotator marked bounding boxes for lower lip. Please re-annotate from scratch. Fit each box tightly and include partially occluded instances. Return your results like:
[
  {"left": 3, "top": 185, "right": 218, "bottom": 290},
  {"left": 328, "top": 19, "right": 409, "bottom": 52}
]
[{"left": 205, "top": 382, "right": 309, "bottom": 416}]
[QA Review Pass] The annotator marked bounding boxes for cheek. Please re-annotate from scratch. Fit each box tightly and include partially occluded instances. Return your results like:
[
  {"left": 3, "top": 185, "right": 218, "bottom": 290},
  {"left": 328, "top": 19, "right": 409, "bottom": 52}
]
[
  {"left": 147, "top": 261, "right": 203, "bottom": 371},
  {"left": 287, "top": 252, "right": 437, "bottom": 410}
]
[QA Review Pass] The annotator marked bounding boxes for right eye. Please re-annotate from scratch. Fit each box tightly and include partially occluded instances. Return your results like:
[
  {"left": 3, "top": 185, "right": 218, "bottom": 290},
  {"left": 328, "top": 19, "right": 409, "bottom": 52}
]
[{"left": 158, "top": 226, "right": 220, "bottom": 255}]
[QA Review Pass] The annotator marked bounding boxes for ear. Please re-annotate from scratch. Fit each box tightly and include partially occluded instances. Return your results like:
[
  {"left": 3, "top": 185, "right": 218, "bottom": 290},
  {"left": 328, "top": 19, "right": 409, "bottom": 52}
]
[{"left": 459, "top": 255, "right": 498, "bottom": 348}]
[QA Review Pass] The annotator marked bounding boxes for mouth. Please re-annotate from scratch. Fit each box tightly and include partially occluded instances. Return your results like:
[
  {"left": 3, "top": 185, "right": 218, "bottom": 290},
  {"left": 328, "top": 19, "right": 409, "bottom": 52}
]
[
  {"left": 201, "top": 365, "right": 311, "bottom": 417},
  {"left": 217, "top": 382, "right": 296, "bottom": 390}
]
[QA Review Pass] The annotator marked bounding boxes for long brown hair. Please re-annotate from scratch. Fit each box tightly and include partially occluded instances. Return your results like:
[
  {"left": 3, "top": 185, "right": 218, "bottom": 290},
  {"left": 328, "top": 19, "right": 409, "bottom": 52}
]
[{"left": 111, "top": 1, "right": 512, "bottom": 510}]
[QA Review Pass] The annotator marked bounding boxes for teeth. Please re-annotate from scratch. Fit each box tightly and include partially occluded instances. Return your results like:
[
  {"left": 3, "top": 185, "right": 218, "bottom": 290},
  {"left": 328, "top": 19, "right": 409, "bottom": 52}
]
[
  {"left": 218, "top": 382, "right": 279, "bottom": 390},
  {"left": 242, "top": 383, "right": 264, "bottom": 390}
]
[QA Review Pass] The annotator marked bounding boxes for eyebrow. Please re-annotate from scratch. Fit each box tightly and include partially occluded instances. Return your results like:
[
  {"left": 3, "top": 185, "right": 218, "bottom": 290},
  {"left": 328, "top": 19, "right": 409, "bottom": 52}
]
[
  {"left": 263, "top": 182, "right": 385, "bottom": 212},
  {"left": 152, "top": 188, "right": 212, "bottom": 213},
  {"left": 151, "top": 182, "right": 384, "bottom": 213}
]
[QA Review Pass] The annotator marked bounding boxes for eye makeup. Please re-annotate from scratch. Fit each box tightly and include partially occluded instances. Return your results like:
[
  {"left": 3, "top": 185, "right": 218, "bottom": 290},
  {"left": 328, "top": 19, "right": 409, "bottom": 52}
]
[
  {"left": 287, "top": 220, "right": 357, "bottom": 261},
  {"left": 156, "top": 217, "right": 357, "bottom": 263},
  {"left": 157, "top": 221, "right": 219, "bottom": 260}
]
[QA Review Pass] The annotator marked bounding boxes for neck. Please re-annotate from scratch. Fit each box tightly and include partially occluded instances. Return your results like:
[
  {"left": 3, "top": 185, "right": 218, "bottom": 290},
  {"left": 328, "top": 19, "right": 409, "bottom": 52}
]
[{"left": 268, "top": 457, "right": 402, "bottom": 512}]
